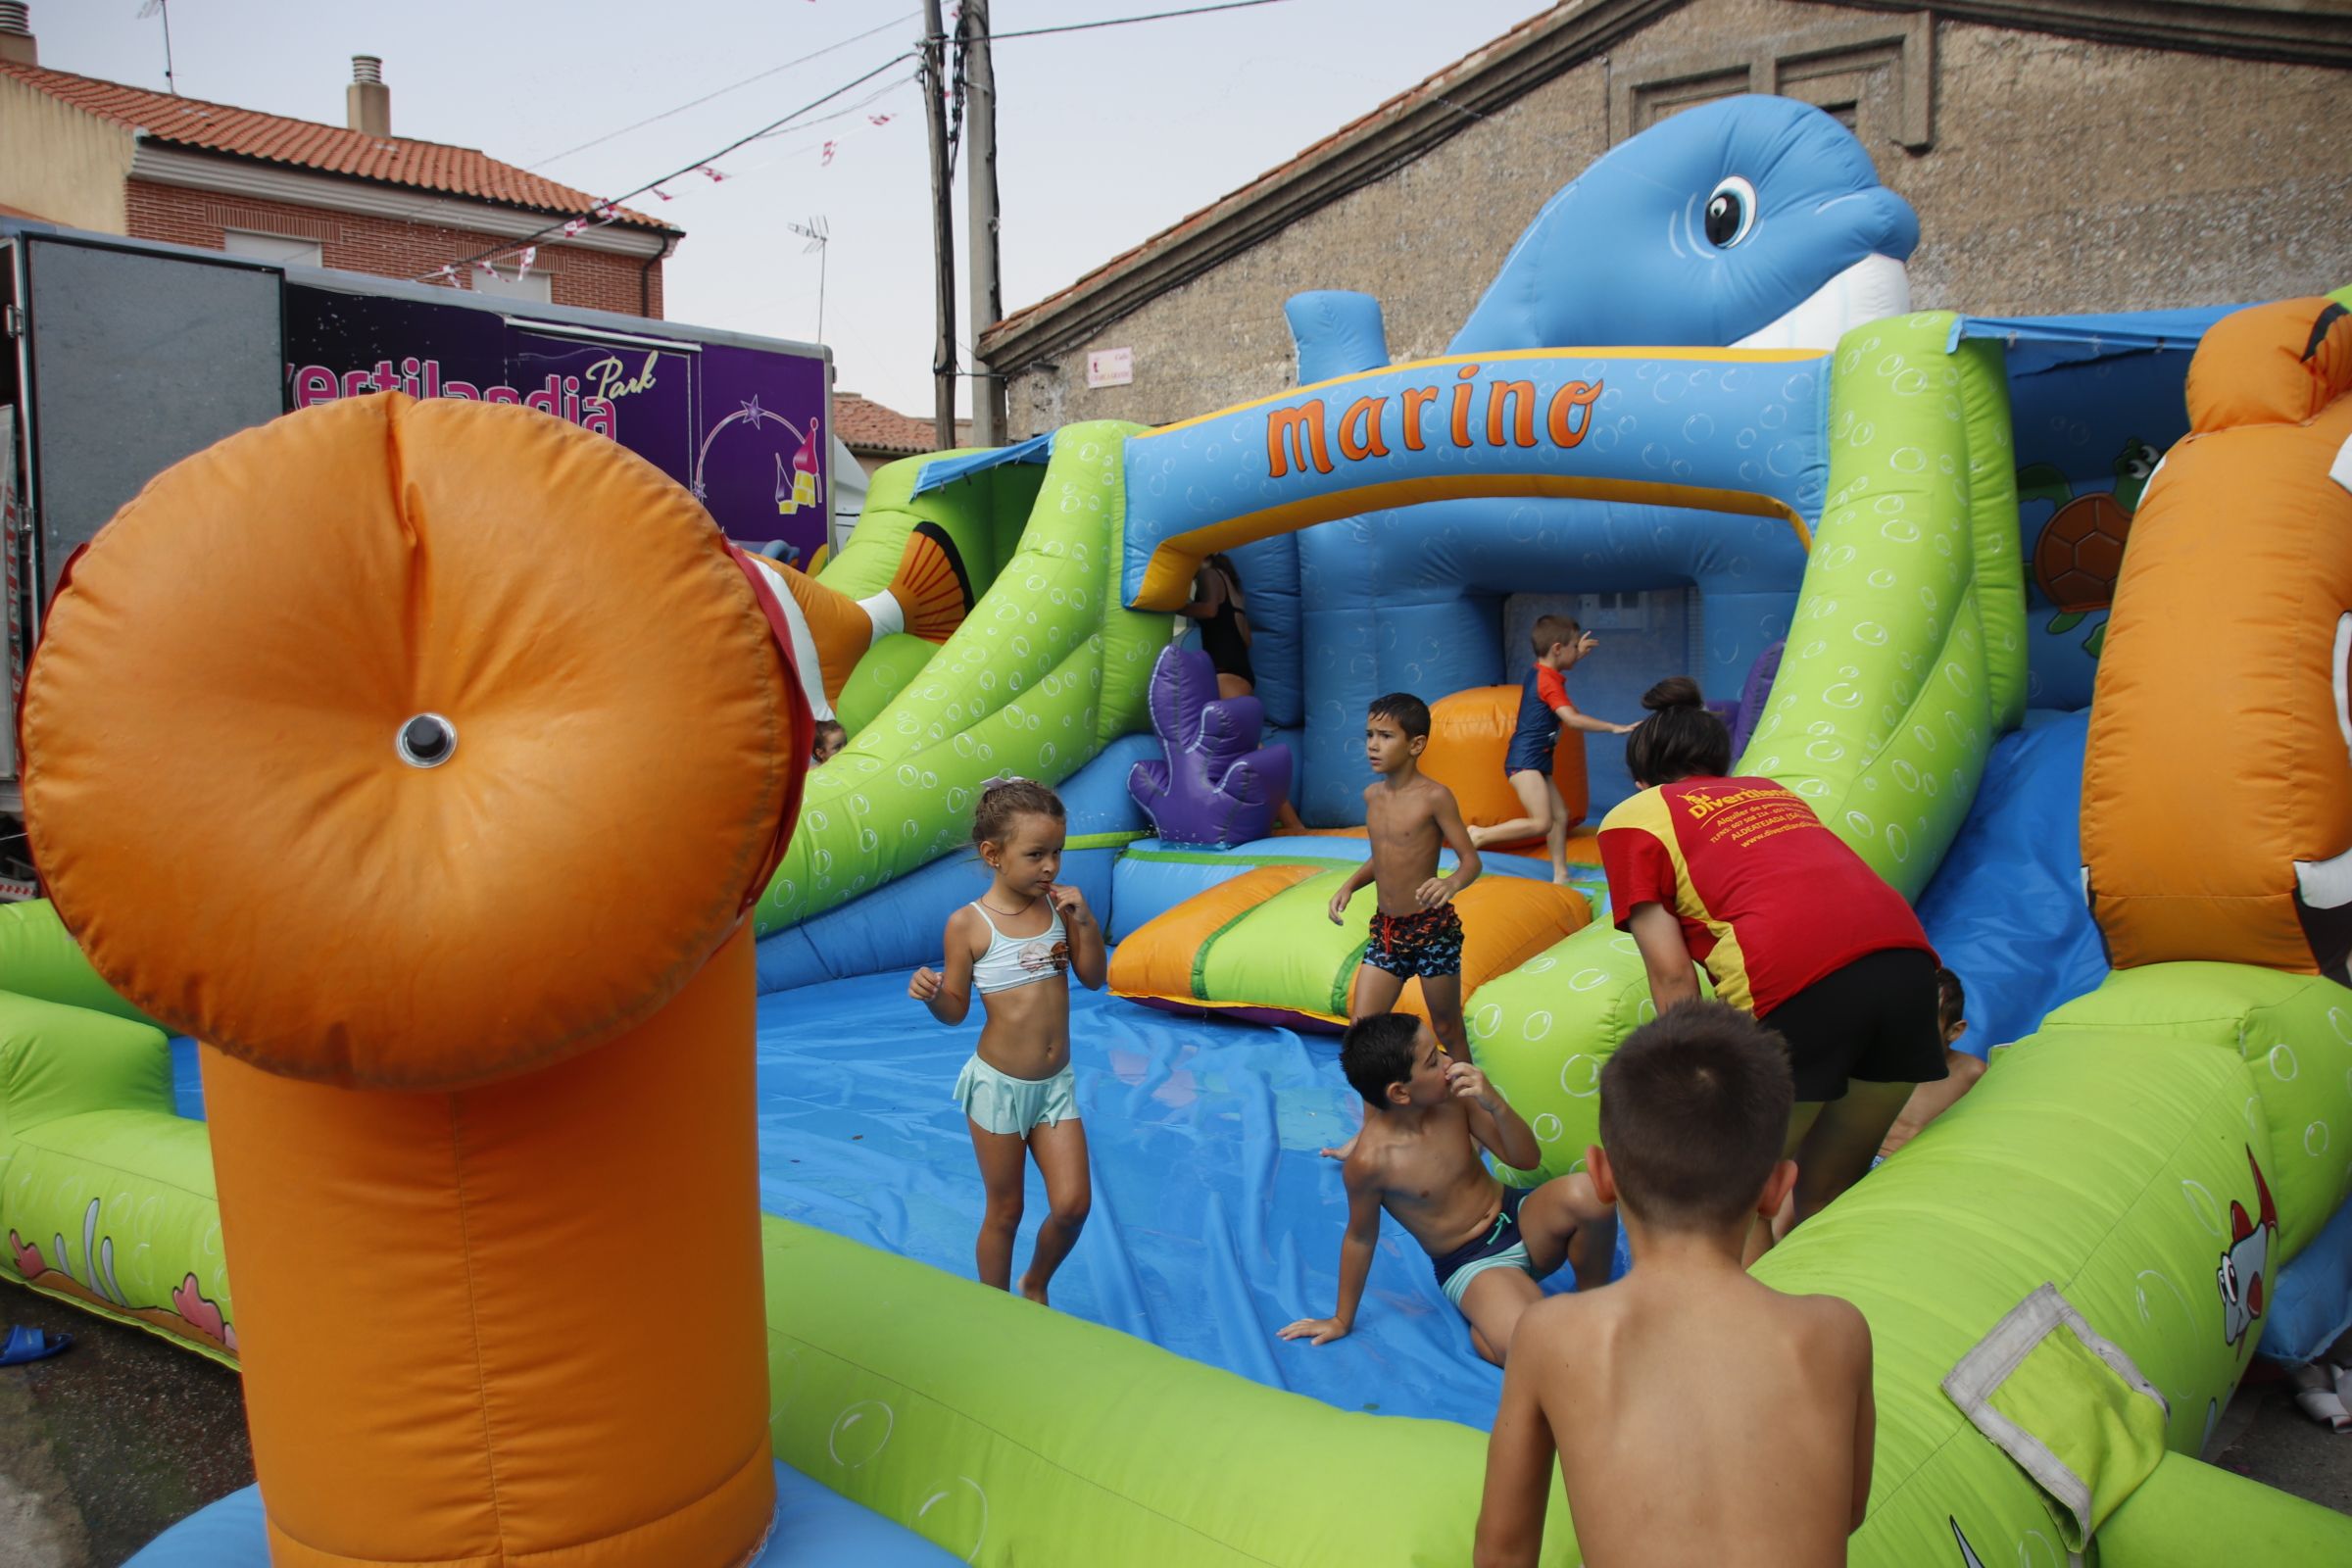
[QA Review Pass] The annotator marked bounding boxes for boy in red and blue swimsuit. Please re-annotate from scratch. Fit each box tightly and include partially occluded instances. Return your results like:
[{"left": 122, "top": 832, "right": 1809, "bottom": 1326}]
[
  {"left": 1470, "top": 614, "right": 1636, "bottom": 884},
  {"left": 1326, "top": 693, "right": 1481, "bottom": 1073}
]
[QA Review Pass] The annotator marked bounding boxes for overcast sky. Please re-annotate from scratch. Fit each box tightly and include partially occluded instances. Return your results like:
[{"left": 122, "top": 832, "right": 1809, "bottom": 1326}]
[{"left": 30, "top": 0, "right": 1549, "bottom": 416}]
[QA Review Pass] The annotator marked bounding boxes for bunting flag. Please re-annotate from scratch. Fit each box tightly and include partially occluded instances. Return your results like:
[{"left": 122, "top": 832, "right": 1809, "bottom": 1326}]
[
  {"left": 821, "top": 140, "right": 837, "bottom": 166},
  {"left": 514, "top": 246, "right": 538, "bottom": 278},
  {"left": 867, "top": 113, "right": 894, "bottom": 126},
  {"left": 698, "top": 165, "right": 725, "bottom": 182},
  {"left": 652, "top": 185, "right": 674, "bottom": 201}
]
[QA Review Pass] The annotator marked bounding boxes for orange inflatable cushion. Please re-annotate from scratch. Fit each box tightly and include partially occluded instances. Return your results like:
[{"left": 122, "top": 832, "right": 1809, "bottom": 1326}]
[
  {"left": 2188, "top": 298, "right": 2352, "bottom": 432},
  {"left": 24, "top": 394, "right": 802, "bottom": 1089},
  {"left": 1418, "top": 684, "right": 1590, "bottom": 844}
]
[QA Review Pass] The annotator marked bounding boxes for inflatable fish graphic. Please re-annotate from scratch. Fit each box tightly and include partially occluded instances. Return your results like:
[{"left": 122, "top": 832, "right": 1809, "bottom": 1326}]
[{"left": 2217, "top": 1146, "right": 2279, "bottom": 1350}]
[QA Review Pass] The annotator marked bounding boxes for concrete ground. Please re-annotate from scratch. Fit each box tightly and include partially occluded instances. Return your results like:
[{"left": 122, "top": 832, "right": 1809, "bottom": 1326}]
[
  {"left": 0, "top": 1283, "right": 252, "bottom": 1568},
  {"left": 0, "top": 1280, "right": 2347, "bottom": 1565}
]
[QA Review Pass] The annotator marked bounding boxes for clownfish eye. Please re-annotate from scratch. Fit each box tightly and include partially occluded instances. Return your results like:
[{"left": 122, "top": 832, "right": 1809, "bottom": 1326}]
[{"left": 1704, "top": 176, "right": 1758, "bottom": 247}]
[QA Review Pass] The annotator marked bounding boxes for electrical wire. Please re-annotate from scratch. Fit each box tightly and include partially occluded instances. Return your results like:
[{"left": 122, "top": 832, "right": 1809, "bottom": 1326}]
[
  {"left": 425, "top": 0, "right": 1302, "bottom": 282},
  {"left": 415, "top": 50, "right": 918, "bottom": 283},
  {"left": 525, "top": 11, "right": 921, "bottom": 171},
  {"left": 979, "top": 0, "right": 1298, "bottom": 43}
]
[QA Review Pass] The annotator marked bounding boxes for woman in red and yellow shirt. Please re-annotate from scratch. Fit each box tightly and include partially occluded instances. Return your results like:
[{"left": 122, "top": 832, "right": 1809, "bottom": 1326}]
[{"left": 1599, "top": 677, "right": 1942, "bottom": 1238}]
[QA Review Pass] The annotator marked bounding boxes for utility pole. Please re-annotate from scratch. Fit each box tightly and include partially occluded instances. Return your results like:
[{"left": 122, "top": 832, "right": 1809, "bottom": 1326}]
[
  {"left": 920, "top": 0, "right": 957, "bottom": 451},
  {"left": 963, "top": 0, "right": 1007, "bottom": 447}
]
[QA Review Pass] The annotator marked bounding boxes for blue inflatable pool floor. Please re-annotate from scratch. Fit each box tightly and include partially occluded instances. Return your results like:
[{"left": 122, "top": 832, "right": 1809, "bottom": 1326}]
[
  {"left": 755, "top": 970, "right": 1544, "bottom": 1429},
  {"left": 172, "top": 977, "right": 1532, "bottom": 1429}
]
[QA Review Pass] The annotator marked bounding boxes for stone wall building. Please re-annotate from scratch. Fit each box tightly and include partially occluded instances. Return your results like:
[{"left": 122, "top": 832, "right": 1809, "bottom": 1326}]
[{"left": 978, "top": 0, "right": 2352, "bottom": 437}]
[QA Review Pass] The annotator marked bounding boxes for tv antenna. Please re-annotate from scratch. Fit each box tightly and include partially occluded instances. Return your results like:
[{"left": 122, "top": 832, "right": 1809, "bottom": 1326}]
[
  {"left": 787, "top": 216, "right": 829, "bottom": 345},
  {"left": 135, "top": 0, "right": 177, "bottom": 95}
]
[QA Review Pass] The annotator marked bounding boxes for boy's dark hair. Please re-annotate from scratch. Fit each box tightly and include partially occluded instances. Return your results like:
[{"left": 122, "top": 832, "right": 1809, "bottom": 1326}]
[
  {"left": 971, "top": 776, "right": 1065, "bottom": 848},
  {"left": 1936, "top": 966, "right": 1965, "bottom": 1032},
  {"left": 1530, "top": 613, "right": 1583, "bottom": 657},
  {"left": 1623, "top": 675, "right": 1733, "bottom": 785},
  {"left": 1367, "top": 692, "right": 1431, "bottom": 740},
  {"left": 1341, "top": 1012, "right": 1423, "bottom": 1106},
  {"left": 812, "top": 718, "right": 847, "bottom": 750},
  {"left": 1598, "top": 1002, "right": 1793, "bottom": 1230}
]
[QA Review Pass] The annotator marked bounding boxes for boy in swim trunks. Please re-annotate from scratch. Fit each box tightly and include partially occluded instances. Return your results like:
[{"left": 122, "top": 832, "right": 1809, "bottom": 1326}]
[
  {"left": 1469, "top": 615, "right": 1636, "bottom": 885},
  {"left": 1281, "top": 1013, "right": 1616, "bottom": 1366},
  {"left": 1474, "top": 1002, "right": 1874, "bottom": 1566},
  {"left": 1326, "top": 692, "right": 1482, "bottom": 1064}
]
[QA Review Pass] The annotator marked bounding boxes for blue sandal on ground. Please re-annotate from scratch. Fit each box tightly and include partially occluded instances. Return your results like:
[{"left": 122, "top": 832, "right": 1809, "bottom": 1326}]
[{"left": 0, "top": 1325, "right": 73, "bottom": 1365}]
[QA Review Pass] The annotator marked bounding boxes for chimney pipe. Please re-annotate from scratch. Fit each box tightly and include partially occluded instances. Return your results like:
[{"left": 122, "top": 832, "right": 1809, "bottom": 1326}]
[
  {"left": 0, "top": 3, "right": 37, "bottom": 70},
  {"left": 346, "top": 54, "right": 390, "bottom": 137}
]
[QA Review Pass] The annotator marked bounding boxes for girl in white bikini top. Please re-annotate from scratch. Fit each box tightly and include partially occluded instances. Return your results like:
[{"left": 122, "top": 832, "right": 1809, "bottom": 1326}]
[{"left": 969, "top": 900, "right": 1069, "bottom": 995}]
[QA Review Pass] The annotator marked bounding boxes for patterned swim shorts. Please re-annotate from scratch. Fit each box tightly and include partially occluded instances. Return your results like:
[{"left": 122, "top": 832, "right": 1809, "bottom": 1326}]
[{"left": 1363, "top": 904, "right": 1465, "bottom": 982}]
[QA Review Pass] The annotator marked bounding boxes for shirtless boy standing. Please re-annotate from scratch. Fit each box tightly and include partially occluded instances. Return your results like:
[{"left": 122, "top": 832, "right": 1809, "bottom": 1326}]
[
  {"left": 1326, "top": 692, "right": 1481, "bottom": 1064},
  {"left": 1473, "top": 1002, "right": 1875, "bottom": 1567},
  {"left": 1282, "top": 1013, "right": 1616, "bottom": 1366}
]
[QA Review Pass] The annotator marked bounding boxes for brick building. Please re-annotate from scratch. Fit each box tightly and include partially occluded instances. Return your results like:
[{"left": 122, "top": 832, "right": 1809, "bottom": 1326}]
[
  {"left": 0, "top": 9, "right": 678, "bottom": 318},
  {"left": 979, "top": 0, "right": 2352, "bottom": 437}
]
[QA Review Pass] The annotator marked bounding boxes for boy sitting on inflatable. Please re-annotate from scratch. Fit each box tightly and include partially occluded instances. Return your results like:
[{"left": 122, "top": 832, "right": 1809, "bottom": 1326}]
[
  {"left": 1281, "top": 1013, "right": 1616, "bottom": 1366},
  {"left": 1474, "top": 1003, "right": 1874, "bottom": 1566}
]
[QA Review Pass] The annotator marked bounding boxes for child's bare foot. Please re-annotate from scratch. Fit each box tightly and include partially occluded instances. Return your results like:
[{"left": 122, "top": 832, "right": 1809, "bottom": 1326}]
[
  {"left": 1019, "top": 1277, "right": 1051, "bottom": 1305},
  {"left": 1551, "top": 865, "right": 1572, "bottom": 886}
]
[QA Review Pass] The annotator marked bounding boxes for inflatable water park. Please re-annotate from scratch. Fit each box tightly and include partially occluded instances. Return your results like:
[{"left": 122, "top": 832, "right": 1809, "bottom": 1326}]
[{"left": 2, "top": 93, "right": 2349, "bottom": 1564}]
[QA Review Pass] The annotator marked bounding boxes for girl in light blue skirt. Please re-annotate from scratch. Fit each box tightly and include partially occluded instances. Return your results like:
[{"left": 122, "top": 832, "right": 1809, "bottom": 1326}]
[{"left": 909, "top": 777, "right": 1103, "bottom": 1303}]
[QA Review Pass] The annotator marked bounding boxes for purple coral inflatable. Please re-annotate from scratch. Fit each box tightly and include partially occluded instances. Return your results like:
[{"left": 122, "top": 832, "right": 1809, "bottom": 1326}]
[{"left": 1129, "top": 644, "right": 1294, "bottom": 846}]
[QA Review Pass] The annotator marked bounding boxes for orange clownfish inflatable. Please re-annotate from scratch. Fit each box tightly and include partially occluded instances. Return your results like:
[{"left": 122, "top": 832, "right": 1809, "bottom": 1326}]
[
  {"left": 23, "top": 393, "right": 808, "bottom": 1568},
  {"left": 2082, "top": 295, "right": 2352, "bottom": 975},
  {"left": 736, "top": 520, "right": 970, "bottom": 721}
]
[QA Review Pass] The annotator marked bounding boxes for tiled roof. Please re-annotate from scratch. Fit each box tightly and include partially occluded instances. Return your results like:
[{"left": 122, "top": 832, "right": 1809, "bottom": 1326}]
[
  {"left": 0, "top": 61, "right": 674, "bottom": 232},
  {"left": 834, "top": 392, "right": 968, "bottom": 456}
]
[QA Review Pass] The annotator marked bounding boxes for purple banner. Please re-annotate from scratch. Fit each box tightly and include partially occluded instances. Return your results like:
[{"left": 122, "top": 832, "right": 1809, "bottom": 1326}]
[{"left": 283, "top": 285, "right": 829, "bottom": 563}]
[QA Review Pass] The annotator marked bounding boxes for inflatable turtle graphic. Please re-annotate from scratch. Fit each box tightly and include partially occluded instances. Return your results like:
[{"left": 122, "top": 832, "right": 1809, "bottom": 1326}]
[{"left": 2018, "top": 437, "right": 2161, "bottom": 658}]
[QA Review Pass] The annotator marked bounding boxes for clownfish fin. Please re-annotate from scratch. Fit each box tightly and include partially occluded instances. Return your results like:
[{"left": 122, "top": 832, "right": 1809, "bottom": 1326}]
[{"left": 886, "top": 520, "right": 974, "bottom": 644}]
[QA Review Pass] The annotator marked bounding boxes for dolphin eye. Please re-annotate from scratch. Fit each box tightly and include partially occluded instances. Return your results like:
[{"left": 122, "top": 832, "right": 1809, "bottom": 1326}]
[{"left": 1704, "top": 176, "right": 1757, "bottom": 247}]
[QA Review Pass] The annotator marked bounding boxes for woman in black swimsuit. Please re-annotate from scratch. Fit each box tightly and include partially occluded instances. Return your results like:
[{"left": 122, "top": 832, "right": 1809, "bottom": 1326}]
[{"left": 1181, "top": 553, "right": 1255, "bottom": 700}]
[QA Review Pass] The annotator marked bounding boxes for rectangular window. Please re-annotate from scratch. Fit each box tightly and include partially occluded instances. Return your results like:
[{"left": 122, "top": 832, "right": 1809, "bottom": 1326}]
[
  {"left": 470, "top": 267, "right": 554, "bottom": 304},
  {"left": 221, "top": 229, "right": 322, "bottom": 267}
]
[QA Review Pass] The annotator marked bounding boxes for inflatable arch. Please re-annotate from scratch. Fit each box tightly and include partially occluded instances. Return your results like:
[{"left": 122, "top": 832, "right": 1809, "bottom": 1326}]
[{"left": 1121, "top": 334, "right": 1828, "bottom": 819}]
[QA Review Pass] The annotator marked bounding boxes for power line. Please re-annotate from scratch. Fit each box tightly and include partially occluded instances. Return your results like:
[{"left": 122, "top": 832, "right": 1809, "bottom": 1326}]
[
  {"left": 525, "top": 12, "right": 921, "bottom": 171},
  {"left": 426, "top": 0, "right": 1299, "bottom": 284},
  {"left": 416, "top": 51, "right": 918, "bottom": 283},
  {"left": 983, "top": 0, "right": 1298, "bottom": 43}
]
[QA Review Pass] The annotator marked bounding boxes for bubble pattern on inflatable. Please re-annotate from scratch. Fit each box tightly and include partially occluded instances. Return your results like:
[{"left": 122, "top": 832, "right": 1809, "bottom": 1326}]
[
  {"left": 755, "top": 425, "right": 1173, "bottom": 933},
  {"left": 1472, "top": 313, "right": 2028, "bottom": 1186}
]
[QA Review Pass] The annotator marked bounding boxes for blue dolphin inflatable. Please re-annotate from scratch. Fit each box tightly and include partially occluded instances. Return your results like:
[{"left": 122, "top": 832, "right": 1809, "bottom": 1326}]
[
  {"left": 1451, "top": 95, "right": 1919, "bottom": 353},
  {"left": 1289, "top": 95, "right": 1920, "bottom": 376}
]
